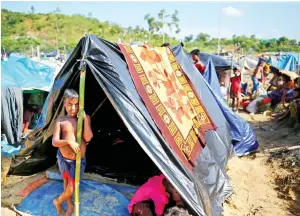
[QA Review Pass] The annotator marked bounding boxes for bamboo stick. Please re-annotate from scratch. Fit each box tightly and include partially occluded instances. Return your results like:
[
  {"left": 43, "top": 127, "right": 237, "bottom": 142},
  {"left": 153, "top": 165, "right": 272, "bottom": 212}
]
[{"left": 74, "top": 70, "right": 86, "bottom": 216}]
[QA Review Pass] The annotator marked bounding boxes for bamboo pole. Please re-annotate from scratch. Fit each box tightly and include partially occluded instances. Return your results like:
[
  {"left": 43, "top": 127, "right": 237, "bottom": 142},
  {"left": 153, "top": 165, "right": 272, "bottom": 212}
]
[{"left": 74, "top": 69, "right": 86, "bottom": 216}]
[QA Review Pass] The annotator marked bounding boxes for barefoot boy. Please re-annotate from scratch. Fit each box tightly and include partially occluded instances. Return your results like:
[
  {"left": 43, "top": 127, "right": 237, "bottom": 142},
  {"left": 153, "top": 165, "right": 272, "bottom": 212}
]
[
  {"left": 230, "top": 68, "right": 242, "bottom": 112},
  {"left": 52, "top": 89, "right": 93, "bottom": 216}
]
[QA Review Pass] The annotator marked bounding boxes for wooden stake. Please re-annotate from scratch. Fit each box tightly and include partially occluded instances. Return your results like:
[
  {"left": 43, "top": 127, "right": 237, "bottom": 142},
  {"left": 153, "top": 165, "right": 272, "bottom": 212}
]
[{"left": 74, "top": 70, "right": 86, "bottom": 216}]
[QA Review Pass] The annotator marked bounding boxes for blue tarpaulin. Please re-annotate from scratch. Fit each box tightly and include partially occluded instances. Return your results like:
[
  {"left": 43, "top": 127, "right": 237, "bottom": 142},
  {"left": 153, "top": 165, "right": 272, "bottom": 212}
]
[
  {"left": 1, "top": 55, "right": 56, "bottom": 91},
  {"left": 202, "top": 58, "right": 223, "bottom": 99},
  {"left": 1, "top": 134, "right": 22, "bottom": 157},
  {"left": 17, "top": 179, "right": 137, "bottom": 216},
  {"left": 201, "top": 58, "right": 259, "bottom": 156},
  {"left": 268, "top": 55, "right": 299, "bottom": 71}
]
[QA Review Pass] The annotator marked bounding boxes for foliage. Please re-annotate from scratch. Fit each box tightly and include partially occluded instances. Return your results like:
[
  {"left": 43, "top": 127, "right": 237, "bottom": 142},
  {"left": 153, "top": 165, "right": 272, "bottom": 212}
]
[{"left": 1, "top": 9, "right": 299, "bottom": 55}]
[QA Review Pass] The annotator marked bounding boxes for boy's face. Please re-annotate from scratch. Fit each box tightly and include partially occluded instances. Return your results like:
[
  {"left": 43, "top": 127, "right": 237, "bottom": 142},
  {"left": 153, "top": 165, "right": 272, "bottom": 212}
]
[
  {"left": 64, "top": 97, "right": 79, "bottom": 117},
  {"left": 192, "top": 54, "right": 199, "bottom": 62},
  {"left": 234, "top": 70, "right": 240, "bottom": 76}
]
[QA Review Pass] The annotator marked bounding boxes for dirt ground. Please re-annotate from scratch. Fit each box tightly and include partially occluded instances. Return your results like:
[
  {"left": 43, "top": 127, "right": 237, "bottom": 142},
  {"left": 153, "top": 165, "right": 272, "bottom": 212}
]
[
  {"left": 223, "top": 112, "right": 300, "bottom": 216},
  {"left": 1, "top": 112, "right": 300, "bottom": 216}
]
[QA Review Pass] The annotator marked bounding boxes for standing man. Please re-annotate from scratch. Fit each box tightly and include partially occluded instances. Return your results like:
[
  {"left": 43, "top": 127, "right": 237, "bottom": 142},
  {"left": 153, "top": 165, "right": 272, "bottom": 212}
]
[{"left": 252, "top": 59, "right": 266, "bottom": 94}]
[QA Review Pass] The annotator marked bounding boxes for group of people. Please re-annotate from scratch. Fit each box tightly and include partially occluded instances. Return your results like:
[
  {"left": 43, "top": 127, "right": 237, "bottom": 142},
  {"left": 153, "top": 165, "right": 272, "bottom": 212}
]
[
  {"left": 268, "top": 73, "right": 300, "bottom": 127},
  {"left": 52, "top": 89, "right": 188, "bottom": 216}
]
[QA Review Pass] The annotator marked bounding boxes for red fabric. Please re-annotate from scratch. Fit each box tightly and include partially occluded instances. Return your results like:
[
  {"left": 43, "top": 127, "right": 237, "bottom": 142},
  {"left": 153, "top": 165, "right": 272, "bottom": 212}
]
[
  {"left": 18, "top": 177, "right": 49, "bottom": 197},
  {"left": 62, "top": 171, "right": 75, "bottom": 188},
  {"left": 195, "top": 62, "right": 206, "bottom": 74},
  {"left": 240, "top": 100, "right": 251, "bottom": 111},
  {"left": 230, "top": 76, "right": 241, "bottom": 94},
  {"left": 128, "top": 175, "right": 169, "bottom": 215},
  {"left": 261, "top": 97, "right": 272, "bottom": 105}
]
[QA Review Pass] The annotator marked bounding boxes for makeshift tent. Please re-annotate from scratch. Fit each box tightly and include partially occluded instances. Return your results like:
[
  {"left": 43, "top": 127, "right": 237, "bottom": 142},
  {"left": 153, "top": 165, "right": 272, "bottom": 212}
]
[
  {"left": 237, "top": 56, "right": 259, "bottom": 71},
  {"left": 10, "top": 35, "right": 234, "bottom": 216},
  {"left": 199, "top": 52, "right": 233, "bottom": 73},
  {"left": 268, "top": 54, "right": 299, "bottom": 72},
  {"left": 1, "top": 56, "right": 55, "bottom": 148},
  {"left": 1, "top": 55, "right": 56, "bottom": 91}
]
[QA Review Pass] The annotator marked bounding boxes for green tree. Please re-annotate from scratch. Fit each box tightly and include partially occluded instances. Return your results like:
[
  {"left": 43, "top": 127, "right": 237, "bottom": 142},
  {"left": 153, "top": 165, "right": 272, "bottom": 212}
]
[
  {"left": 196, "top": 33, "right": 210, "bottom": 42},
  {"left": 144, "top": 13, "right": 160, "bottom": 34},
  {"left": 184, "top": 34, "right": 194, "bottom": 42}
]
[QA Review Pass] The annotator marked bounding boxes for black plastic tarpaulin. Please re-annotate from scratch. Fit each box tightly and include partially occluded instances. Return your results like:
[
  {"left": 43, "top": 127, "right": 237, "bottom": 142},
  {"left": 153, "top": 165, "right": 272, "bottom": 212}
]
[
  {"left": 10, "top": 35, "right": 233, "bottom": 216},
  {"left": 1, "top": 87, "right": 23, "bottom": 145}
]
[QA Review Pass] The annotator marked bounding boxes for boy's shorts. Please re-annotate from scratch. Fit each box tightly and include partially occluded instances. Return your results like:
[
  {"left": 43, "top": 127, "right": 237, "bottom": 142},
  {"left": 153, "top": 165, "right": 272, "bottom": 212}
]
[{"left": 57, "top": 150, "right": 86, "bottom": 187}]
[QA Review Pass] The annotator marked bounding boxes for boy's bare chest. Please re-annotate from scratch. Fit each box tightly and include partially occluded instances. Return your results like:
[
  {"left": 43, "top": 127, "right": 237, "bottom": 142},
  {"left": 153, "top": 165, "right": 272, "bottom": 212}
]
[{"left": 60, "top": 119, "right": 77, "bottom": 133}]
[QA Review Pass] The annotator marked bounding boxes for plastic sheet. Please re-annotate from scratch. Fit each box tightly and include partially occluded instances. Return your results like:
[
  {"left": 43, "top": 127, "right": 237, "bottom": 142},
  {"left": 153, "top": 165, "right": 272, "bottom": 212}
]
[
  {"left": 268, "top": 55, "right": 299, "bottom": 71},
  {"left": 17, "top": 179, "right": 136, "bottom": 216},
  {"left": 1, "top": 55, "right": 56, "bottom": 91},
  {"left": 202, "top": 58, "right": 223, "bottom": 99},
  {"left": 1, "top": 87, "right": 23, "bottom": 145},
  {"left": 1, "top": 134, "right": 22, "bottom": 157}
]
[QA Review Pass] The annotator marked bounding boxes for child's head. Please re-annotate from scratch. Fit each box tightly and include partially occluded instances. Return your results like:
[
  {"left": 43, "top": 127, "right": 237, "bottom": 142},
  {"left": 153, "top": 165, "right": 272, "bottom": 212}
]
[
  {"left": 259, "top": 59, "right": 266, "bottom": 67},
  {"left": 233, "top": 68, "right": 241, "bottom": 76},
  {"left": 190, "top": 49, "right": 200, "bottom": 63},
  {"left": 294, "top": 77, "right": 300, "bottom": 88},
  {"left": 163, "top": 178, "right": 182, "bottom": 204},
  {"left": 293, "top": 88, "right": 300, "bottom": 99},
  {"left": 63, "top": 89, "right": 79, "bottom": 117},
  {"left": 282, "top": 74, "right": 291, "bottom": 83}
]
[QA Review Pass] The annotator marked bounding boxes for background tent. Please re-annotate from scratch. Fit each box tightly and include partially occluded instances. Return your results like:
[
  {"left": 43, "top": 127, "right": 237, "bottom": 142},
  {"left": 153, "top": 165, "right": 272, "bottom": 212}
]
[
  {"left": 1, "top": 56, "right": 55, "bottom": 152},
  {"left": 199, "top": 52, "right": 234, "bottom": 74},
  {"left": 1, "top": 55, "right": 56, "bottom": 91},
  {"left": 268, "top": 54, "right": 299, "bottom": 72},
  {"left": 202, "top": 58, "right": 223, "bottom": 99},
  {"left": 10, "top": 35, "right": 234, "bottom": 215},
  {"left": 237, "top": 55, "right": 259, "bottom": 71}
]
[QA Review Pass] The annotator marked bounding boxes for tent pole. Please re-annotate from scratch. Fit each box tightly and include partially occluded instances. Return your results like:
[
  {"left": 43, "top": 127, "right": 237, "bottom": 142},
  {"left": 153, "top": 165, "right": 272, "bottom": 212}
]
[{"left": 74, "top": 69, "right": 86, "bottom": 216}]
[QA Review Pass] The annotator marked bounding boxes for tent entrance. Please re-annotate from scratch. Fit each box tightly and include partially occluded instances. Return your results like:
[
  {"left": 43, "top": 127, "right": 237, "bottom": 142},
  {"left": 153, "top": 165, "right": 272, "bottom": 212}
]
[{"left": 72, "top": 71, "right": 160, "bottom": 185}]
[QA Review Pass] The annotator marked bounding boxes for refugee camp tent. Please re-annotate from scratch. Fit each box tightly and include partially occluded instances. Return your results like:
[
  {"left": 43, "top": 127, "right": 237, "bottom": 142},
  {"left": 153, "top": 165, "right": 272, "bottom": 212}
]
[
  {"left": 2, "top": 55, "right": 56, "bottom": 91},
  {"left": 10, "top": 35, "right": 235, "bottom": 215},
  {"left": 268, "top": 54, "right": 299, "bottom": 72},
  {"left": 1, "top": 56, "right": 56, "bottom": 147},
  {"left": 199, "top": 52, "right": 233, "bottom": 74},
  {"left": 237, "top": 55, "right": 259, "bottom": 71}
]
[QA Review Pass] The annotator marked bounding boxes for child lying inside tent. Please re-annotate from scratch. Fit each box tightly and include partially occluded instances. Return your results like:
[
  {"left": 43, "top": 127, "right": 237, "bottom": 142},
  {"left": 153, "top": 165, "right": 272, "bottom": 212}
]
[
  {"left": 52, "top": 89, "right": 93, "bottom": 216},
  {"left": 128, "top": 174, "right": 186, "bottom": 216}
]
